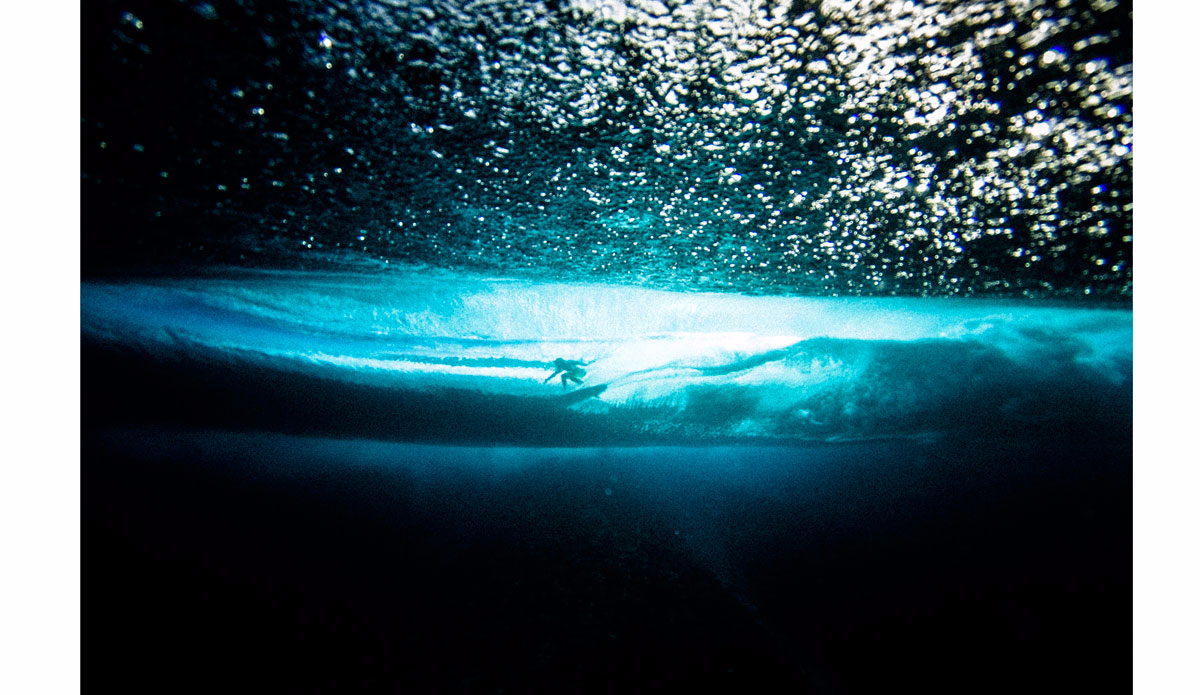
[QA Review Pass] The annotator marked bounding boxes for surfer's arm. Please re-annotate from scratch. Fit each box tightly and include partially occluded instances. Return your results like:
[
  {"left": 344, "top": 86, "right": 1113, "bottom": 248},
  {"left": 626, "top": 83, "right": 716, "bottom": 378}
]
[{"left": 544, "top": 369, "right": 563, "bottom": 383}]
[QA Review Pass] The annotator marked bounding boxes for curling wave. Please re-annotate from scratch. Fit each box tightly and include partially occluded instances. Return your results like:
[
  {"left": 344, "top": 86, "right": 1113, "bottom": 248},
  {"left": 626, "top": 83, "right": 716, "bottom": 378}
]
[{"left": 82, "top": 267, "right": 1131, "bottom": 444}]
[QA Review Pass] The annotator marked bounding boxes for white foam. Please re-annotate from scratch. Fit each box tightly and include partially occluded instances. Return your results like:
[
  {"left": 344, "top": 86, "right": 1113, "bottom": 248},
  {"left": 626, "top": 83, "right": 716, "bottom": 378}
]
[{"left": 81, "top": 269, "right": 1131, "bottom": 439}]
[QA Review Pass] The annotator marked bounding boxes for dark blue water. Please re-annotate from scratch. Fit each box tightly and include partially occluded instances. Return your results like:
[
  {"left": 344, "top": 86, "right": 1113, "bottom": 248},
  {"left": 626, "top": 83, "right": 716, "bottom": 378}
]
[
  {"left": 81, "top": 269, "right": 1130, "bottom": 692},
  {"left": 82, "top": 1, "right": 1131, "bottom": 692}
]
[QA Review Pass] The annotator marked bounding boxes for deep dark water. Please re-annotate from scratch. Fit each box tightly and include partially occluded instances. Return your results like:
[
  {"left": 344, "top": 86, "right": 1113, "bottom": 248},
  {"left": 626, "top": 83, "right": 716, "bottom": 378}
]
[
  {"left": 85, "top": 421, "right": 1129, "bottom": 693},
  {"left": 80, "top": 0, "right": 1134, "bottom": 688},
  {"left": 79, "top": 271, "right": 1131, "bottom": 692}
]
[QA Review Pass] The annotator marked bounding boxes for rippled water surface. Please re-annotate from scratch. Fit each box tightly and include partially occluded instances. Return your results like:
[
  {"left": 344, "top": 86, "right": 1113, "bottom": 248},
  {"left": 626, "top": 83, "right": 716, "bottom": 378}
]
[
  {"left": 81, "top": 3, "right": 1133, "bottom": 693},
  {"left": 83, "top": 0, "right": 1130, "bottom": 299}
]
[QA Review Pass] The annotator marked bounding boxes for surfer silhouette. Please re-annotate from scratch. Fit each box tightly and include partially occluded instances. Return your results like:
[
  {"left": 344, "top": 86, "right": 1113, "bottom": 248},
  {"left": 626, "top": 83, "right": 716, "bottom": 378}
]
[{"left": 545, "top": 358, "right": 588, "bottom": 389}]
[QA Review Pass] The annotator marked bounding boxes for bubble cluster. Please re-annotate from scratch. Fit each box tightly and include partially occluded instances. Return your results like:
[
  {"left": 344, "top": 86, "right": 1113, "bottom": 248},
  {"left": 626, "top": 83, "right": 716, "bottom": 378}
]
[{"left": 82, "top": 0, "right": 1131, "bottom": 299}]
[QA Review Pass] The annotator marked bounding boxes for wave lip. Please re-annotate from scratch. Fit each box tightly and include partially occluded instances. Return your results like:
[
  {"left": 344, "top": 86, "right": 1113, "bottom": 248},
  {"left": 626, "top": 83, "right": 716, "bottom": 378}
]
[{"left": 82, "top": 269, "right": 1131, "bottom": 444}]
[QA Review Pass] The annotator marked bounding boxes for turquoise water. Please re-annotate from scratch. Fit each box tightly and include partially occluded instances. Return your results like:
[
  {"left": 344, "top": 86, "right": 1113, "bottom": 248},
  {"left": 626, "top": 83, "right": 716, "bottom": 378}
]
[
  {"left": 81, "top": 267, "right": 1131, "bottom": 691},
  {"left": 82, "top": 268, "right": 1129, "bottom": 445},
  {"left": 82, "top": 0, "right": 1132, "bottom": 691}
]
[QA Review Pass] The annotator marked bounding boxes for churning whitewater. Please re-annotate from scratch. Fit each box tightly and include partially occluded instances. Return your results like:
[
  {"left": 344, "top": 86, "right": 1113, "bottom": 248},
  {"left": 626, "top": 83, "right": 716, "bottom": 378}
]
[
  {"left": 82, "top": 268, "right": 1130, "bottom": 444},
  {"left": 81, "top": 1, "right": 1133, "bottom": 692}
]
